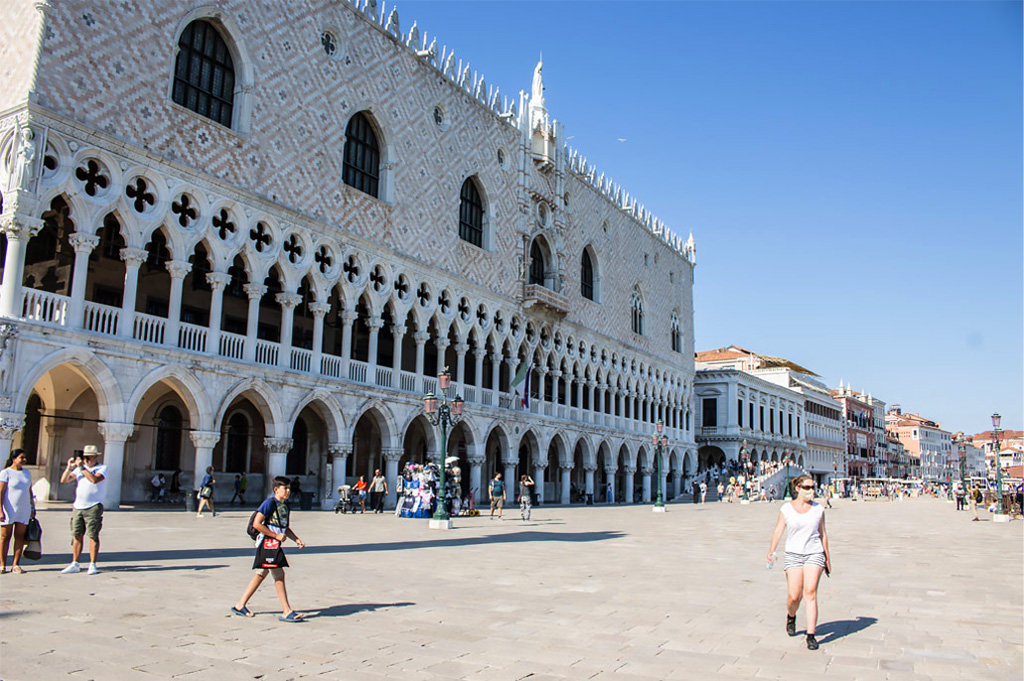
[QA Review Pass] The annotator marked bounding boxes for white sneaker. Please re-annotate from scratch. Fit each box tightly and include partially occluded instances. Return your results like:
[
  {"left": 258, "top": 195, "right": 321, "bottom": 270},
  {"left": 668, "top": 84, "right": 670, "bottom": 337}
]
[
  {"left": 61, "top": 563, "right": 81, "bottom": 574},
  {"left": 87, "top": 563, "right": 99, "bottom": 575}
]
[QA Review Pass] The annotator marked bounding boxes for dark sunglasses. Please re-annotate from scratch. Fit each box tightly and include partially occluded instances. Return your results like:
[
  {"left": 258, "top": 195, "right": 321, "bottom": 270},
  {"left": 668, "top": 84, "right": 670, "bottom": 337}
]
[{"left": 797, "top": 485, "right": 815, "bottom": 490}]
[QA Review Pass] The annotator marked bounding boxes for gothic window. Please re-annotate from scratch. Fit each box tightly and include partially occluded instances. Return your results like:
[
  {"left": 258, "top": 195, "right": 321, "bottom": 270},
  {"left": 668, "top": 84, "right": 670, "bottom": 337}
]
[
  {"left": 631, "top": 288, "right": 644, "bottom": 336},
  {"left": 343, "top": 112, "right": 380, "bottom": 198},
  {"left": 670, "top": 313, "right": 682, "bottom": 353},
  {"left": 155, "top": 405, "right": 182, "bottom": 470},
  {"left": 172, "top": 20, "right": 235, "bottom": 128},
  {"left": 529, "top": 240, "right": 545, "bottom": 286},
  {"left": 581, "top": 249, "right": 594, "bottom": 300},
  {"left": 458, "top": 177, "right": 484, "bottom": 247}
]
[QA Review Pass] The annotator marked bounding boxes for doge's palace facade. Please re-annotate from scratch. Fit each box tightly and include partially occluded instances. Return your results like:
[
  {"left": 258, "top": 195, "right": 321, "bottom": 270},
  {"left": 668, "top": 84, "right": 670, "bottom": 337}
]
[{"left": 0, "top": 0, "right": 696, "bottom": 508}]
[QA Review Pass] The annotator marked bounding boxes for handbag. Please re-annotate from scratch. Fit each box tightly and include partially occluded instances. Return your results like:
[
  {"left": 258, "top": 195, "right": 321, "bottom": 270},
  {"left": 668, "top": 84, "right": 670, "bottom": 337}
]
[
  {"left": 25, "top": 515, "right": 42, "bottom": 542},
  {"left": 200, "top": 485, "right": 213, "bottom": 499}
]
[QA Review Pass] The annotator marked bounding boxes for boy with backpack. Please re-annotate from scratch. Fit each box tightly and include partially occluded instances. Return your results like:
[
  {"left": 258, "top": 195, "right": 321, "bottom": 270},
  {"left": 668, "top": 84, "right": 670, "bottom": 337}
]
[{"left": 231, "top": 476, "right": 306, "bottom": 622}]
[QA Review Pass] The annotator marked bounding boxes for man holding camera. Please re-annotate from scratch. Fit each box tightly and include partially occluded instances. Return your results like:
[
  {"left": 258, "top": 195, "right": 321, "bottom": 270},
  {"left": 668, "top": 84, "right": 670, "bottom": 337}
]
[{"left": 59, "top": 445, "right": 107, "bottom": 575}]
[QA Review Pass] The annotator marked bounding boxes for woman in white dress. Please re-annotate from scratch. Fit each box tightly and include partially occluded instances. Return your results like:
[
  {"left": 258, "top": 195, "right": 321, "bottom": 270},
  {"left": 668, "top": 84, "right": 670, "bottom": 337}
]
[
  {"left": 0, "top": 449, "right": 34, "bottom": 573},
  {"left": 766, "top": 474, "right": 831, "bottom": 650}
]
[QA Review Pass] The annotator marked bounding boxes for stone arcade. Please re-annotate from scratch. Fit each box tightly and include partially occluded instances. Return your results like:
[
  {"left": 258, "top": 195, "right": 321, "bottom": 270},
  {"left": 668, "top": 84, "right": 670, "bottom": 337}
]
[{"left": 0, "top": 0, "right": 699, "bottom": 508}]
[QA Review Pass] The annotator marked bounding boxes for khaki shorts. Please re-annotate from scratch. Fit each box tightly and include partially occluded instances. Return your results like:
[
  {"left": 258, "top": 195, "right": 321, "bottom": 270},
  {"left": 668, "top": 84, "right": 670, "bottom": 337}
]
[
  {"left": 70, "top": 504, "right": 104, "bottom": 539},
  {"left": 490, "top": 497, "right": 504, "bottom": 511}
]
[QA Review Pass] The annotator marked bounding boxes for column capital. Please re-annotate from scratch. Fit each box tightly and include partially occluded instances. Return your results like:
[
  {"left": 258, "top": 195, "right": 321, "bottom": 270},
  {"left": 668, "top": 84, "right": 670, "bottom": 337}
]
[
  {"left": 244, "top": 283, "right": 267, "bottom": 300},
  {"left": 531, "top": 460, "right": 548, "bottom": 470},
  {"left": 466, "top": 454, "right": 486, "bottom": 465},
  {"left": 391, "top": 323, "right": 406, "bottom": 337},
  {"left": 68, "top": 232, "right": 100, "bottom": 253},
  {"left": 382, "top": 448, "right": 403, "bottom": 462},
  {"left": 366, "top": 316, "right": 384, "bottom": 331},
  {"left": 453, "top": 342, "right": 469, "bottom": 354},
  {"left": 329, "top": 443, "right": 351, "bottom": 458},
  {"left": 604, "top": 465, "right": 617, "bottom": 475},
  {"left": 165, "top": 259, "right": 192, "bottom": 280},
  {"left": 120, "top": 247, "right": 148, "bottom": 268},
  {"left": 98, "top": 421, "right": 135, "bottom": 443},
  {"left": 640, "top": 466, "right": 653, "bottom": 475},
  {"left": 413, "top": 330, "right": 430, "bottom": 344},
  {"left": 434, "top": 338, "right": 450, "bottom": 352},
  {"left": 206, "top": 271, "right": 232, "bottom": 289},
  {"left": 0, "top": 213, "right": 43, "bottom": 239},
  {"left": 189, "top": 429, "right": 221, "bottom": 449},
  {"left": 309, "top": 301, "right": 331, "bottom": 317},
  {"left": 622, "top": 464, "right": 636, "bottom": 474},
  {"left": 559, "top": 463, "right": 572, "bottom": 472},
  {"left": 583, "top": 462, "right": 598, "bottom": 472},
  {"left": 549, "top": 370, "right": 562, "bottom": 379},
  {"left": 341, "top": 309, "right": 358, "bottom": 324},
  {"left": 275, "top": 292, "right": 302, "bottom": 309},
  {"left": 0, "top": 415, "right": 24, "bottom": 440},
  {"left": 264, "top": 437, "right": 293, "bottom": 455}
]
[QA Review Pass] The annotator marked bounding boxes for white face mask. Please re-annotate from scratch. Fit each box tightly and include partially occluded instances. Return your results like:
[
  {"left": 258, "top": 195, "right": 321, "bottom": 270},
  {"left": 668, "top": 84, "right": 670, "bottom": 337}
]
[{"left": 798, "top": 487, "right": 815, "bottom": 501}]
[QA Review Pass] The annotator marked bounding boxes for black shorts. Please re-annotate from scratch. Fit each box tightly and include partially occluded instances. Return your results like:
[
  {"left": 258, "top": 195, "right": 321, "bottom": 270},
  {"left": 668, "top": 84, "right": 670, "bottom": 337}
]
[{"left": 253, "top": 536, "right": 289, "bottom": 570}]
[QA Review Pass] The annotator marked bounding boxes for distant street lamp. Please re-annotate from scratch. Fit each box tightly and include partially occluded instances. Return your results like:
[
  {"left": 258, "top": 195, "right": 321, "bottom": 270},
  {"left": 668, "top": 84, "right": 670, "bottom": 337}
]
[
  {"left": 783, "top": 449, "right": 792, "bottom": 500},
  {"left": 651, "top": 419, "right": 667, "bottom": 511},
  {"left": 740, "top": 440, "right": 750, "bottom": 502},
  {"left": 957, "top": 436, "right": 967, "bottom": 491},
  {"left": 992, "top": 413, "right": 1003, "bottom": 516},
  {"left": 424, "top": 369, "right": 463, "bottom": 529}
]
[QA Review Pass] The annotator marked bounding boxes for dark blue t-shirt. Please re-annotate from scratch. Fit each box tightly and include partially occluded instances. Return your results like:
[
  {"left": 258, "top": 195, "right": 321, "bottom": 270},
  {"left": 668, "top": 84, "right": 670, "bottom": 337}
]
[{"left": 257, "top": 496, "right": 288, "bottom": 531}]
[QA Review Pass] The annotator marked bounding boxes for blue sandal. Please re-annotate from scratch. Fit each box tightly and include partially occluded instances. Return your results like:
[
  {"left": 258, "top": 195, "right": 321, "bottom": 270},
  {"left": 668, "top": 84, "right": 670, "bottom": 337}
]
[
  {"left": 278, "top": 611, "right": 304, "bottom": 622},
  {"left": 230, "top": 606, "right": 252, "bottom": 617}
]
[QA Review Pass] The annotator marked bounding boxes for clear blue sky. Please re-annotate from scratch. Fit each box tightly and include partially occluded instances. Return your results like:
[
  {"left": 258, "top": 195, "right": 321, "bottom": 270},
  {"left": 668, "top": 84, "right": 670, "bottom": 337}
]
[{"left": 398, "top": 0, "right": 1023, "bottom": 435}]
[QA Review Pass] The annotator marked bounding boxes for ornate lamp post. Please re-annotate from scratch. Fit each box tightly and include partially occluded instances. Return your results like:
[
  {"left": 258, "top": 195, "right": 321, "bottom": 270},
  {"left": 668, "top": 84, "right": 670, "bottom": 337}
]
[
  {"left": 957, "top": 436, "right": 967, "bottom": 491},
  {"left": 740, "top": 440, "right": 750, "bottom": 503},
  {"left": 652, "top": 419, "right": 667, "bottom": 511},
  {"left": 991, "top": 413, "right": 1004, "bottom": 517},
  {"left": 424, "top": 369, "right": 463, "bottom": 530}
]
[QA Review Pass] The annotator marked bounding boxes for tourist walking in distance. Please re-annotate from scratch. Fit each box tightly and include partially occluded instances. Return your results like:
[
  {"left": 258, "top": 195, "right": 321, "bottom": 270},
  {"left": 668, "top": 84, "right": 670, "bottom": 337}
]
[
  {"left": 766, "top": 474, "right": 831, "bottom": 651},
  {"left": 353, "top": 475, "right": 368, "bottom": 513},
  {"left": 196, "top": 466, "right": 217, "bottom": 517},
  {"left": 370, "top": 469, "right": 388, "bottom": 513},
  {"left": 519, "top": 474, "right": 535, "bottom": 521},
  {"left": 969, "top": 486, "right": 981, "bottom": 521},
  {"left": 59, "top": 445, "right": 107, "bottom": 575},
  {"left": 0, "top": 449, "right": 33, "bottom": 573},
  {"left": 489, "top": 473, "right": 504, "bottom": 519},
  {"left": 231, "top": 476, "right": 306, "bottom": 622}
]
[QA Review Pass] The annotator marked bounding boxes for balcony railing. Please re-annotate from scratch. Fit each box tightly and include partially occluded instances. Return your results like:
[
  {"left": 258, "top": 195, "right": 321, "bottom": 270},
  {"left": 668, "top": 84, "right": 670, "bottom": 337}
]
[
  {"left": 133, "top": 312, "right": 166, "bottom": 345},
  {"left": 220, "top": 332, "right": 245, "bottom": 360}
]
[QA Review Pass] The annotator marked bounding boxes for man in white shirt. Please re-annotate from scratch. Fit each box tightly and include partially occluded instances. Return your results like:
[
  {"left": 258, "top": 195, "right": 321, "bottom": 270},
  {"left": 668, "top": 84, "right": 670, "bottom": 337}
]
[{"left": 59, "top": 444, "right": 107, "bottom": 575}]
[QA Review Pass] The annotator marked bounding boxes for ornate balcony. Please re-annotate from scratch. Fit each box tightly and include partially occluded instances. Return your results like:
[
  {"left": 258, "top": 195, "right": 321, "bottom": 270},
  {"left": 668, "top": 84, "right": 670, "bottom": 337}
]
[{"left": 523, "top": 284, "right": 570, "bottom": 316}]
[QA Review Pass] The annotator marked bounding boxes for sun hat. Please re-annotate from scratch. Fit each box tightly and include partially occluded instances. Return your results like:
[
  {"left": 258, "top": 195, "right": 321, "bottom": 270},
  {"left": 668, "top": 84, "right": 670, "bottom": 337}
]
[{"left": 82, "top": 444, "right": 103, "bottom": 458}]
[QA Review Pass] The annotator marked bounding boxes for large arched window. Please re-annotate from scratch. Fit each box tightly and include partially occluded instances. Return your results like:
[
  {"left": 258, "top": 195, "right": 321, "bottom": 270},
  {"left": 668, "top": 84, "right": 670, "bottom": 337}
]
[
  {"left": 671, "top": 312, "right": 682, "bottom": 352},
  {"left": 529, "top": 240, "right": 545, "bottom": 286},
  {"left": 172, "top": 20, "right": 235, "bottom": 128},
  {"left": 581, "top": 249, "right": 594, "bottom": 300},
  {"left": 343, "top": 112, "right": 380, "bottom": 198},
  {"left": 155, "top": 406, "right": 183, "bottom": 470},
  {"left": 631, "top": 287, "right": 644, "bottom": 336},
  {"left": 459, "top": 178, "right": 484, "bottom": 247}
]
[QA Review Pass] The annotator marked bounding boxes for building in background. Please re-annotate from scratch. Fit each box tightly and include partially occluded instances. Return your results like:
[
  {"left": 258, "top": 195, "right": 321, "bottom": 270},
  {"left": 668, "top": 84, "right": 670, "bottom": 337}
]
[
  {"left": 832, "top": 384, "right": 881, "bottom": 478},
  {"left": 886, "top": 407, "right": 953, "bottom": 483}
]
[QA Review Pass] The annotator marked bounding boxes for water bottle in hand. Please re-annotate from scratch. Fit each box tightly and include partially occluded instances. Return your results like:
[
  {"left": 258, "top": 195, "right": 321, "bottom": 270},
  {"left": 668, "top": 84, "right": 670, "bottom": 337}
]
[{"left": 766, "top": 553, "right": 776, "bottom": 570}]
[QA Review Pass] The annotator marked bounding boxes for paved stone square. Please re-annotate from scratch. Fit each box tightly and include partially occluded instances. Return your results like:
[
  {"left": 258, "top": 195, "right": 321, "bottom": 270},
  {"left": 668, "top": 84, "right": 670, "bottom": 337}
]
[{"left": 0, "top": 497, "right": 1020, "bottom": 681}]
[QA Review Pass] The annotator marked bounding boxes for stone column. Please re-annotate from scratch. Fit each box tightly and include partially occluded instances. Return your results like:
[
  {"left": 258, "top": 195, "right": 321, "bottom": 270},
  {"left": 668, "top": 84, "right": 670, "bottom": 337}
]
[
  {"left": 490, "top": 353, "right": 502, "bottom": 394},
  {"left": 604, "top": 466, "right": 617, "bottom": 503},
  {"left": 435, "top": 337, "right": 450, "bottom": 377},
  {"left": 205, "top": 271, "right": 231, "bottom": 355},
  {"left": 164, "top": 260, "right": 191, "bottom": 345},
  {"left": 672, "top": 457, "right": 682, "bottom": 499},
  {"left": 533, "top": 462, "right": 547, "bottom": 504},
  {"left": 504, "top": 358, "right": 519, "bottom": 400},
  {"left": 623, "top": 465, "right": 636, "bottom": 504},
  {"left": 98, "top": 421, "right": 135, "bottom": 509},
  {"left": 264, "top": 437, "right": 293, "bottom": 496},
  {"left": 503, "top": 457, "right": 517, "bottom": 503},
  {"left": 117, "top": 247, "right": 147, "bottom": 338},
  {"left": 536, "top": 367, "right": 547, "bottom": 405},
  {"left": 190, "top": 430, "right": 221, "bottom": 500},
  {"left": 67, "top": 233, "right": 99, "bottom": 328},
  {"left": 391, "top": 323, "right": 406, "bottom": 376},
  {"left": 468, "top": 455, "right": 484, "bottom": 507},
  {"left": 641, "top": 467, "right": 652, "bottom": 503},
  {"left": 242, "top": 283, "right": 266, "bottom": 362},
  {"left": 330, "top": 444, "right": 350, "bottom": 496},
  {"left": 366, "top": 316, "right": 383, "bottom": 376},
  {"left": 0, "top": 214, "right": 41, "bottom": 320},
  {"left": 309, "top": 301, "right": 330, "bottom": 373},
  {"left": 560, "top": 464, "right": 572, "bottom": 504},
  {"left": 0, "top": 416, "right": 23, "bottom": 473},
  {"left": 383, "top": 447, "right": 402, "bottom": 509},
  {"left": 584, "top": 463, "right": 596, "bottom": 500},
  {"left": 473, "top": 346, "right": 485, "bottom": 391},
  {"left": 454, "top": 342, "right": 468, "bottom": 392},
  {"left": 576, "top": 379, "right": 584, "bottom": 412},
  {"left": 413, "top": 330, "right": 429, "bottom": 393},
  {"left": 276, "top": 292, "right": 301, "bottom": 369},
  {"left": 340, "top": 308, "right": 356, "bottom": 372}
]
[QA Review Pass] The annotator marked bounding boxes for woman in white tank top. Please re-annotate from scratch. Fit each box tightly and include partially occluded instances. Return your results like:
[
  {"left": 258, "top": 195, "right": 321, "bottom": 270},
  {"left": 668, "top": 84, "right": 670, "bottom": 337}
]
[{"left": 766, "top": 474, "right": 831, "bottom": 651}]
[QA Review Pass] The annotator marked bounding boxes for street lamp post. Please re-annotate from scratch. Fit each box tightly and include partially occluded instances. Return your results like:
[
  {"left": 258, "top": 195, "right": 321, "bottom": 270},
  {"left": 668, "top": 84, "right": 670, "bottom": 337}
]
[
  {"left": 652, "top": 420, "right": 667, "bottom": 512},
  {"left": 740, "top": 440, "right": 750, "bottom": 504},
  {"left": 991, "top": 413, "right": 1004, "bottom": 519},
  {"left": 957, "top": 436, "right": 967, "bottom": 491},
  {"left": 424, "top": 369, "right": 463, "bottom": 530},
  {"left": 783, "top": 450, "right": 792, "bottom": 500}
]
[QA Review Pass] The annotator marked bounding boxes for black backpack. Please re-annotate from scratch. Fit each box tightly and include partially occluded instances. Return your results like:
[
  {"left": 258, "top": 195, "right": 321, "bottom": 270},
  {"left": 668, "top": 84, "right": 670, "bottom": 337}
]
[{"left": 246, "top": 500, "right": 277, "bottom": 540}]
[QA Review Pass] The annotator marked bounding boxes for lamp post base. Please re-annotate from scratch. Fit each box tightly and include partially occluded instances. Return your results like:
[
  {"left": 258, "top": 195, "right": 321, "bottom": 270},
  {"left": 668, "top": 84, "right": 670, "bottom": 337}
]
[
  {"left": 992, "top": 513, "right": 1010, "bottom": 523},
  {"left": 652, "top": 505, "right": 666, "bottom": 513},
  {"left": 429, "top": 518, "right": 454, "bottom": 530},
  {"left": 740, "top": 499, "right": 751, "bottom": 505}
]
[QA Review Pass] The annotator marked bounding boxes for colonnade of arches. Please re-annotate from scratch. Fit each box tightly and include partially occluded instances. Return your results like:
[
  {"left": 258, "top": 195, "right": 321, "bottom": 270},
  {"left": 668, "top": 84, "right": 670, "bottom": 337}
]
[{"left": 3, "top": 348, "right": 698, "bottom": 508}]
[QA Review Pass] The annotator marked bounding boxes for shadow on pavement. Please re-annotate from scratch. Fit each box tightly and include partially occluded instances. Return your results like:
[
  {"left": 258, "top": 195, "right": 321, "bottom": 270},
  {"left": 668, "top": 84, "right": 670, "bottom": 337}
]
[
  {"left": 305, "top": 602, "right": 415, "bottom": 619},
  {"left": 816, "top": 616, "right": 878, "bottom": 643},
  {"left": 25, "top": 530, "right": 625, "bottom": 566}
]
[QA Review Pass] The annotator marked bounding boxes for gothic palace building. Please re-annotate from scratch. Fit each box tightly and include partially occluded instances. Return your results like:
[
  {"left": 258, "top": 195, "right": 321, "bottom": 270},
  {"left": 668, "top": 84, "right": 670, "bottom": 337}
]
[{"left": 0, "top": 0, "right": 698, "bottom": 508}]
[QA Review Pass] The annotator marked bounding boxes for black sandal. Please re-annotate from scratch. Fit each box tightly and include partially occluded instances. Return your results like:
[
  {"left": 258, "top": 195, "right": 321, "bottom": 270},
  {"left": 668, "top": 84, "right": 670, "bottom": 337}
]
[
  {"left": 786, "top": 614, "right": 797, "bottom": 637},
  {"left": 806, "top": 633, "right": 819, "bottom": 650}
]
